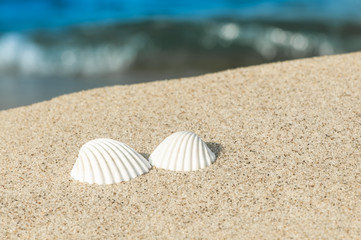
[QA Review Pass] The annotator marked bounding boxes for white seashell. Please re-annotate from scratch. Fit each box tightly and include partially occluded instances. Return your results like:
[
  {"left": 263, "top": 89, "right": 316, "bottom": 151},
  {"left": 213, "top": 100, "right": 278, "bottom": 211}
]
[
  {"left": 71, "top": 138, "right": 151, "bottom": 184},
  {"left": 149, "top": 131, "right": 216, "bottom": 171}
]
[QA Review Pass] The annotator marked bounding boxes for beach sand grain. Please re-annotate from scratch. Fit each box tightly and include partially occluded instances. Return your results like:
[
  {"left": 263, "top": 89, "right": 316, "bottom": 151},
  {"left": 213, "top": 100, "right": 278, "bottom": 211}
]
[{"left": 0, "top": 52, "right": 360, "bottom": 239}]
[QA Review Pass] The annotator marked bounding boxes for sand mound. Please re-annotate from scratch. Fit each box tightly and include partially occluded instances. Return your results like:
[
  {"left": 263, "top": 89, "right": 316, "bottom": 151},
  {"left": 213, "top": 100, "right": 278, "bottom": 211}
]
[{"left": 1, "top": 52, "right": 360, "bottom": 239}]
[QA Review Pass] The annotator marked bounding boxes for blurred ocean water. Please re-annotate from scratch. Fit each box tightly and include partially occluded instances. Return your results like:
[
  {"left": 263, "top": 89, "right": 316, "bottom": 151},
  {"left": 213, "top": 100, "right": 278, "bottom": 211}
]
[
  {"left": 1, "top": 0, "right": 361, "bottom": 32},
  {"left": 0, "top": 0, "right": 361, "bottom": 109}
]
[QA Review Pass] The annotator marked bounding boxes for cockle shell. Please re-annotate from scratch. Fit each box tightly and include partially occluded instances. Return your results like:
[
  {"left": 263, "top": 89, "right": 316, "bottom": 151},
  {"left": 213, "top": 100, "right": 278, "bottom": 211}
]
[
  {"left": 149, "top": 131, "right": 216, "bottom": 171},
  {"left": 71, "top": 138, "right": 151, "bottom": 184}
]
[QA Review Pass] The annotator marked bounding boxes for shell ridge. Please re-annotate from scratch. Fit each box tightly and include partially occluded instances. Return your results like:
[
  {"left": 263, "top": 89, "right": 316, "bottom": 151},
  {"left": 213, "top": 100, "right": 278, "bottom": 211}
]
[
  {"left": 86, "top": 146, "right": 105, "bottom": 184},
  {"left": 198, "top": 137, "right": 206, "bottom": 169},
  {"left": 177, "top": 132, "right": 193, "bottom": 171},
  {"left": 122, "top": 143, "right": 151, "bottom": 170},
  {"left": 161, "top": 132, "right": 185, "bottom": 169},
  {"left": 120, "top": 143, "right": 150, "bottom": 173},
  {"left": 99, "top": 141, "right": 125, "bottom": 182},
  {"left": 167, "top": 131, "right": 188, "bottom": 170},
  {"left": 91, "top": 141, "right": 118, "bottom": 184},
  {"left": 104, "top": 139, "right": 133, "bottom": 181},
  {"left": 134, "top": 151, "right": 151, "bottom": 170},
  {"left": 174, "top": 132, "right": 188, "bottom": 171},
  {"left": 82, "top": 151, "right": 94, "bottom": 183},
  {"left": 107, "top": 141, "right": 139, "bottom": 179},
  {"left": 72, "top": 138, "right": 151, "bottom": 184},
  {"left": 89, "top": 142, "right": 115, "bottom": 184},
  {"left": 149, "top": 131, "right": 216, "bottom": 172},
  {"left": 115, "top": 143, "right": 143, "bottom": 177},
  {"left": 184, "top": 132, "right": 195, "bottom": 171},
  {"left": 83, "top": 147, "right": 98, "bottom": 184},
  {"left": 159, "top": 138, "right": 175, "bottom": 169},
  {"left": 101, "top": 140, "right": 129, "bottom": 181},
  {"left": 99, "top": 142, "right": 123, "bottom": 182},
  {"left": 191, "top": 134, "right": 200, "bottom": 171},
  {"left": 156, "top": 134, "right": 175, "bottom": 168},
  {"left": 88, "top": 142, "right": 114, "bottom": 184},
  {"left": 104, "top": 139, "right": 134, "bottom": 181}
]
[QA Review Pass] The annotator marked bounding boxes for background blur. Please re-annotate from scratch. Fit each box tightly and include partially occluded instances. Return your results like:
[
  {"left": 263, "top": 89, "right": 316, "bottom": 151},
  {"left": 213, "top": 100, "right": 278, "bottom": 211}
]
[{"left": 1, "top": 0, "right": 361, "bottom": 110}]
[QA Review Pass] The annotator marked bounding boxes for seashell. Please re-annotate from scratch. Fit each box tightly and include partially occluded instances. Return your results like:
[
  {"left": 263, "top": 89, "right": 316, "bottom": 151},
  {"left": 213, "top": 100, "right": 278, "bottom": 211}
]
[
  {"left": 149, "top": 131, "right": 216, "bottom": 171},
  {"left": 71, "top": 138, "right": 151, "bottom": 184}
]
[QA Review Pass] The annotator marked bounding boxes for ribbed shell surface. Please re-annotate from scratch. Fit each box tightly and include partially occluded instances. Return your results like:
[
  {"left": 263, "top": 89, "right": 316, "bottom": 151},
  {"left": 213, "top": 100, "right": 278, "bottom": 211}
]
[
  {"left": 149, "top": 131, "right": 216, "bottom": 171},
  {"left": 71, "top": 138, "right": 151, "bottom": 184}
]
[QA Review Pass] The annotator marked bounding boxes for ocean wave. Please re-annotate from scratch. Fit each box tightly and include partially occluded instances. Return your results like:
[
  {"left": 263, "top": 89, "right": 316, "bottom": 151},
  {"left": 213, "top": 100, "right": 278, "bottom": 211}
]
[
  {"left": 0, "top": 32, "right": 145, "bottom": 76},
  {"left": 0, "top": 20, "right": 359, "bottom": 78}
]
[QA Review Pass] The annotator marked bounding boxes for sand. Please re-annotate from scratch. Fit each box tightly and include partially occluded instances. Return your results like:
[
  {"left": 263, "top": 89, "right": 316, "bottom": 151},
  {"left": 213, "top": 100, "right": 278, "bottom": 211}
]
[{"left": 0, "top": 52, "right": 360, "bottom": 239}]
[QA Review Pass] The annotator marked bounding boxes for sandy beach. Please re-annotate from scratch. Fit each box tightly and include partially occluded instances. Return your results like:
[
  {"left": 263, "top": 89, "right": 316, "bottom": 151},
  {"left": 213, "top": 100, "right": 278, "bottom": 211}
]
[{"left": 0, "top": 52, "right": 360, "bottom": 239}]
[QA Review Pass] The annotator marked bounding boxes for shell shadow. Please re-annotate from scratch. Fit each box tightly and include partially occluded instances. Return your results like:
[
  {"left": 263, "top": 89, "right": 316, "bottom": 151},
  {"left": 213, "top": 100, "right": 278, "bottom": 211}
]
[
  {"left": 206, "top": 142, "right": 223, "bottom": 158},
  {"left": 140, "top": 152, "right": 150, "bottom": 160}
]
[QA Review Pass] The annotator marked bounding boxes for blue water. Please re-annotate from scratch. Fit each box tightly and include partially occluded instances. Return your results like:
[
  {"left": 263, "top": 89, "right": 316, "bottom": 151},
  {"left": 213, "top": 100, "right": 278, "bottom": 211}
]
[
  {"left": 1, "top": 0, "right": 361, "bottom": 32},
  {"left": 1, "top": 0, "right": 361, "bottom": 110}
]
